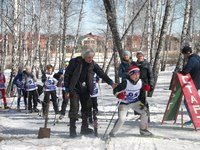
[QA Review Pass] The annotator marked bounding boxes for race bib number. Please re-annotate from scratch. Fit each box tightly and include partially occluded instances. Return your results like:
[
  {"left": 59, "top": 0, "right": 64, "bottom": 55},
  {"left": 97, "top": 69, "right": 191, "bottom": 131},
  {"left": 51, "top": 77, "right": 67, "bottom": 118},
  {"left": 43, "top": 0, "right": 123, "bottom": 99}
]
[{"left": 125, "top": 90, "right": 140, "bottom": 103}]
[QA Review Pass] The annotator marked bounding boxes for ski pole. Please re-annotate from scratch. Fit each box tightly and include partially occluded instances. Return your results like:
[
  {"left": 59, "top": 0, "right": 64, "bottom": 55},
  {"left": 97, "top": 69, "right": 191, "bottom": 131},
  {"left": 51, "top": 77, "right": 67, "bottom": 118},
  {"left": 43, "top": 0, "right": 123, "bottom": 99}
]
[
  {"left": 102, "top": 101, "right": 121, "bottom": 139},
  {"left": 98, "top": 83, "right": 108, "bottom": 121}
]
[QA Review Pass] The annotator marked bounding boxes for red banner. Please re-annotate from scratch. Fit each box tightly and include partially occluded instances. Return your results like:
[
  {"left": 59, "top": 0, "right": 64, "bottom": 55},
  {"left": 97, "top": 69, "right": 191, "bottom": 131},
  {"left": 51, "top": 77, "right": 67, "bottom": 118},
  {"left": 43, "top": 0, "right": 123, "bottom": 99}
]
[{"left": 177, "top": 73, "right": 200, "bottom": 130}]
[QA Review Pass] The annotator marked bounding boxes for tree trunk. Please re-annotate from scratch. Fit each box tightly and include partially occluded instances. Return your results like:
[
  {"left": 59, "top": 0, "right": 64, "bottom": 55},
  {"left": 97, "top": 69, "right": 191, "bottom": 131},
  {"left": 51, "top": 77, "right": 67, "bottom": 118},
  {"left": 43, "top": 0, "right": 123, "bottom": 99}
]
[
  {"left": 7, "top": 0, "right": 20, "bottom": 96},
  {"left": 103, "top": 0, "right": 124, "bottom": 62},
  {"left": 169, "top": 0, "right": 192, "bottom": 90},
  {"left": 61, "top": 0, "right": 70, "bottom": 68},
  {"left": 150, "top": 0, "right": 161, "bottom": 65},
  {"left": 101, "top": 26, "right": 110, "bottom": 72},
  {"left": 160, "top": 0, "right": 176, "bottom": 71},
  {"left": 150, "top": 0, "right": 173, "bottom": 96},
  {"left": 71, "top": 0, "right": 85, "bottom": 59}
]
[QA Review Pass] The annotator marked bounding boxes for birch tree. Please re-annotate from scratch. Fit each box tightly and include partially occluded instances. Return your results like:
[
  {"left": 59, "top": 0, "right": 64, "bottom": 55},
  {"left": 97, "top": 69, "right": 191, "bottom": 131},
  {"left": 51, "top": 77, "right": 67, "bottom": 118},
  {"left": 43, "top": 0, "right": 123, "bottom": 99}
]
[
  {"left": 175, "top": 0, "right": 192, "bottom": 71},
  {"left": 169, "top": 0, "right": 192, "bottom": 89},
  {"left": 71, "top": 0, "right": 85, "bottom": 59},
  {"left": 160, "top": 0, "right": 177, "bottom": 71},
  {"left": 150, "top": 0, "right": 161, "bottom": 64},
  {"left": 0, "top": 0, "right": 6, "bottom": 70},
  {"left": 150, "top": 0, "right": 173, "bottom": 95},
  {"left": 103, "top": 0, "right": 124, "bottom": 62},
  {"left": 6, "top": 0, "right": 20, "bottom": 95}
]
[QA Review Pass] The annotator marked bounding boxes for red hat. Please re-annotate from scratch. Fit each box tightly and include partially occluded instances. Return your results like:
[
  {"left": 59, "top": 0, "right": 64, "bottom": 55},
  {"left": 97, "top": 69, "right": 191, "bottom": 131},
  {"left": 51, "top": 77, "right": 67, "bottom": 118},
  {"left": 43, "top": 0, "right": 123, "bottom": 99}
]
[{"left": 128, "top": 65, "right": 140, "bottom": 76}]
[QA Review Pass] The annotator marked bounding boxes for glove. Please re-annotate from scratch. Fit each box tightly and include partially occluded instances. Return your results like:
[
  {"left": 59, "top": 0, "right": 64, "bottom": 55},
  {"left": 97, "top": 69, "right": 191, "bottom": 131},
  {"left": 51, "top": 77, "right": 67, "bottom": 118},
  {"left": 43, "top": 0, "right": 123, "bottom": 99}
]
[
  {"left": 117, "top": 91, "right": 126, "bottom": 100},
  {"left": 144, "top": 84, "right": 150, "bottom": 91}
]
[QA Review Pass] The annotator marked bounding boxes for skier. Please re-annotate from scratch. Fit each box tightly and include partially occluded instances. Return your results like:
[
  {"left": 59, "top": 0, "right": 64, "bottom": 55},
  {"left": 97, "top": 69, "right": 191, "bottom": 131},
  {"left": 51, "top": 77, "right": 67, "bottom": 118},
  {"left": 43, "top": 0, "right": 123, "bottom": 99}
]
[
  {"left": 64, "top": 48, "right": 117, "bottom": 138},
  {"left": 11, "top": 67, "right": 27, "bottom": 111},
  {"left": 24, "top": 66, "right": 39, "bottom": 113},
  {"left": 88, "top": 73, "right": 100, "bottom": 124},
  {"left": 88, "top": 73, "right": 100, "bottom": 136},
  {"left": 53, "top": 68, "right": 69, "bottom": 120},
  {"left": 0, "top": 67, "right": 9, "bottom": 109},
  {"left": 109, "top": 65, "right": 152, "bottom": 137},
  {"left": 42, "top": 65, "right": 59, "bottom": 116}
]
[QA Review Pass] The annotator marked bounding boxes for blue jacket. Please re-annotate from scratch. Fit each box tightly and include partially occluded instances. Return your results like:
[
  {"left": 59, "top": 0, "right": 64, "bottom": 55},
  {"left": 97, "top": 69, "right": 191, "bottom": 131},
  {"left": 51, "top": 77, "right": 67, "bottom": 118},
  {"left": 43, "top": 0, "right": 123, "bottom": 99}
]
[
  {"left": 118, "top": 59, "right": 137, "bottom": 80},
  {"left": 181, "top": 54, "right": 200, "bottom": 90},
  {"left": 12, "top": 72, "right": 26, "bottom": 89}
]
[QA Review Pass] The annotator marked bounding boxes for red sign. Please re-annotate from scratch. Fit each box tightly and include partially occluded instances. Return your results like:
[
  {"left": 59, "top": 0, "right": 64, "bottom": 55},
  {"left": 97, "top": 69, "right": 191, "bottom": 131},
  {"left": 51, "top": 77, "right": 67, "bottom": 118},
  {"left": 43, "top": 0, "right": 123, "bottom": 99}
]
[{"left": 177, "top": 73, "right": 200, "bottom": 130}]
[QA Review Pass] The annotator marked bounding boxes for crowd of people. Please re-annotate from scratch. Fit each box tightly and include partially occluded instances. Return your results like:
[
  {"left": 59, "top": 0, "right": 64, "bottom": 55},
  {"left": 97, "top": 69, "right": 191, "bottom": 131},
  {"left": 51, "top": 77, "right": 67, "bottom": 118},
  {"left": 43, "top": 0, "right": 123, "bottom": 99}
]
[{"left": 0, "top": 46, "right": 199, "bottom": 138}]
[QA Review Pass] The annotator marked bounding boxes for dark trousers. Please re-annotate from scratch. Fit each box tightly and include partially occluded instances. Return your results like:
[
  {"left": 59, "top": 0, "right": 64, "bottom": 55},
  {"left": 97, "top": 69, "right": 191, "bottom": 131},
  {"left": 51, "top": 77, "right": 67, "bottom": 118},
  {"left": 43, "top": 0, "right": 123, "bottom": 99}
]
[
  {"left": 91, "top": 97, "right": 98, "bottom": 111},
  {"left": 17, "top": 89, "right": 27, "bottom": 108},
  {"left": 43, "top": 90, "right": 59, "bottom": 114},
  {"left": 27, "top": 90, "right": 38, "bottom": 110},
  {"left": 69, "top": 88, "right": 92, "bottom": 128},
  {"left": 60, "top": 90, "right": 69, "bottom": 115},
  {"left": 88, "top": 97, "right": 98, "bottom": 121}
]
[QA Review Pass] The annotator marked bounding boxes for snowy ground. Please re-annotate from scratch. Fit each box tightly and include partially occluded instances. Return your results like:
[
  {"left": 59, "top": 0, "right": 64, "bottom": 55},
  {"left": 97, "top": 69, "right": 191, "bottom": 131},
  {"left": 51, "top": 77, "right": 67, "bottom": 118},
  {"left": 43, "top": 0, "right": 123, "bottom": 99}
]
[{"left": 1, "top": 66, "right": 200, "bottom": 150}]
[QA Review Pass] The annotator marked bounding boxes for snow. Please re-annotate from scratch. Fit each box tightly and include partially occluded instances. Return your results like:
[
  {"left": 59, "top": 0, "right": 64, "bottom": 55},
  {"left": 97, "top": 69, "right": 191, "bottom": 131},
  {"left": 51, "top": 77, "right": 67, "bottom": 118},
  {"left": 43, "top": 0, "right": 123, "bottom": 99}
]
[{"left": 1, "top": 66, "right": 200, "bottom": 150}]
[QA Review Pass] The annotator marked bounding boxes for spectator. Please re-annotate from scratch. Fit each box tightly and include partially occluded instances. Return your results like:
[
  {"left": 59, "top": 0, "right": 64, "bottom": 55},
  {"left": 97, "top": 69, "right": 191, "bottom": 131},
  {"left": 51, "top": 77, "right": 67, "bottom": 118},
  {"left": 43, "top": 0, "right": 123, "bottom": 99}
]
[
  {"left": 135, "top": 51, "right": 154, "bottom": 121},
  {"left": 64, "top": 48, "right": 117, "bottom": 138},
  {"left": 118, "top": 50, "right": 137, "bottom": 80}
]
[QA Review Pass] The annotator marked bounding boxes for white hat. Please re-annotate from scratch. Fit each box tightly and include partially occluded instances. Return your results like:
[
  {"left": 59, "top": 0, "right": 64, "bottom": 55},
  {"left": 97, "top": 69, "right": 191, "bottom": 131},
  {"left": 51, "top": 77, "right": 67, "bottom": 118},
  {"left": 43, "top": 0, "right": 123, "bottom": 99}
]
[{"left": 81, "top": 48, "right": 95, "bottom": 58}]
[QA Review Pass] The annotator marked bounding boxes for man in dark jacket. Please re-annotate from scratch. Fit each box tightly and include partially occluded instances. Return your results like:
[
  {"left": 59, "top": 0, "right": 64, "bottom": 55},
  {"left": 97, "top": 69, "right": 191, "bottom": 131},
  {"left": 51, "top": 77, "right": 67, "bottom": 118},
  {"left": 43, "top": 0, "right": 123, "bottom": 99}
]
[
  {"left": 135, "top": 51, "right": 154, "bottom": 120},
  {"left": 180, "top": 46, "right": 200, "bottom": 90},
  {"left": 64, "top": 48, "right": 116, "bottom": 137},
  {"left": 180, "top": 46, "right": 200, "bottom": 125}
]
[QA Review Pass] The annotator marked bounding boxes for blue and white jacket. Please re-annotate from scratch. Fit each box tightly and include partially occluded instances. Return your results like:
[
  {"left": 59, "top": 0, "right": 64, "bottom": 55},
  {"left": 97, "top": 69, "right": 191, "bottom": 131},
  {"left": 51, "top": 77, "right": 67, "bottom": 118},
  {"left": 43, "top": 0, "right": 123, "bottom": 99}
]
[
  {"left": 113, "top": 78, "right": 142, "bottom": 104},
  {"left": 44, "top": 73, "right": 58, "bottom": 92}
]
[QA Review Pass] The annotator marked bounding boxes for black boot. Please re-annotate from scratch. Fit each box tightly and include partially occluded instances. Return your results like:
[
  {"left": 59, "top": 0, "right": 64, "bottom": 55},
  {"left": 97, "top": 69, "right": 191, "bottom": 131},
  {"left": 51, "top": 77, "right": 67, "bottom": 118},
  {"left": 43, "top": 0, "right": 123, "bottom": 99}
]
[
  {"left": 80, "top": 115, "right": 93, "bottom": 135},
  {"left": 80, "top": 126, "right": 93, "bottom": 135},
  {"left": 4, "top": 103, "right": 10, "bottom": 109},
  {"left": 69, "top": 119, "right": 77, "bottom": 138}
]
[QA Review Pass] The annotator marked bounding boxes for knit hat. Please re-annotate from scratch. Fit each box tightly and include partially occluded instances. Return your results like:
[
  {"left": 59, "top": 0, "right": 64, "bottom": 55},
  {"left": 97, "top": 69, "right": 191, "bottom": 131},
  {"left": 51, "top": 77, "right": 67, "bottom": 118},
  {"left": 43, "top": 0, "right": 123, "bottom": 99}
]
[
  {"left": 81, "top": 48, "right": 95, "bottom": 58},
  {"left": 181, "top": 46, "right": 192, "bottom": 54},
  {"left": 128, "top": 65, "right": 140, "bottom": 76},
  {"left": 123, "top": 50, "right": 131, "bottom": 57}
]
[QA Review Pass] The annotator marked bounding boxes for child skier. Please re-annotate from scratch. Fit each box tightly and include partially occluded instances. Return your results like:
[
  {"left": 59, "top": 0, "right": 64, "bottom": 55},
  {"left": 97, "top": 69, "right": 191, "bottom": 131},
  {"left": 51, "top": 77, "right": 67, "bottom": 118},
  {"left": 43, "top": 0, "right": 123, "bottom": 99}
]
[
  {"left": 42, "top": 65, "right": 59, "bottom": 116},
  {"left": 24, "top": 66, "right": 39, "bottom": 113},
  {"left": 109, "top": 65, "right": 152, "bottom": 137},
  {"left": 89, "top": 73, "right": 100, "bottom": 136},
  {"left": 89, "top": 73, "right": 100, "bottom": 124},
  {"left": 12, "top": 68, "right": 27, "bottom": 111},
  {"left": 53, "top": 69, "right": 69, "bottom": 120}
]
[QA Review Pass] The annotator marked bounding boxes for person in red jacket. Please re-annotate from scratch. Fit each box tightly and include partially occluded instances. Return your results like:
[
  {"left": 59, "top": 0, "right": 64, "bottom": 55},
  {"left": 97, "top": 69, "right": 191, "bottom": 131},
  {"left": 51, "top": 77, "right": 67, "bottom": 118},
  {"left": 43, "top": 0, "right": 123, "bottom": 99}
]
[{"left": 0, "top": 67, "right": 9, "bottom": 109}]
